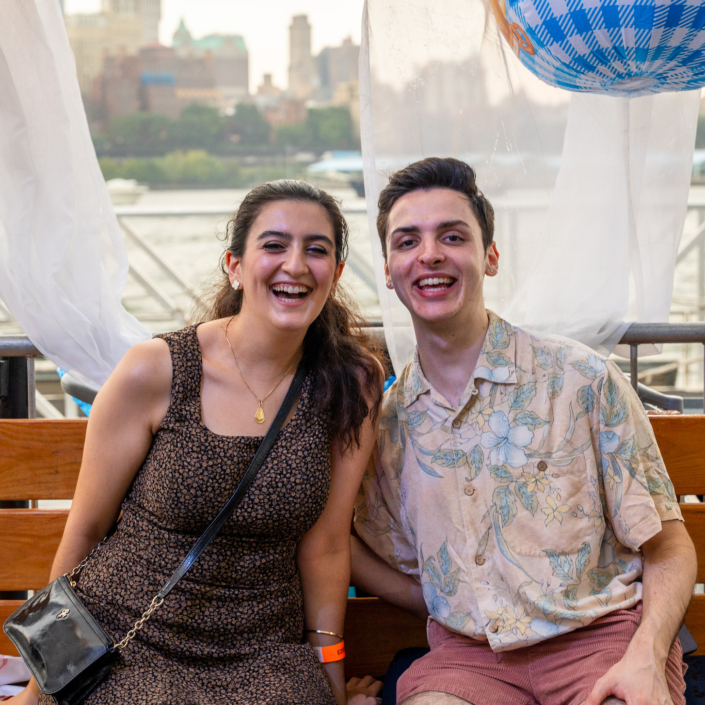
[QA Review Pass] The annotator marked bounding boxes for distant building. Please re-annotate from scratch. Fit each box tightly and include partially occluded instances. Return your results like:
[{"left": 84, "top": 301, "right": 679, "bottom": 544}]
[
  {"left": 288, "top": 15, "right": 318, "bottom": 101},
  {"left": 141, "top": 0, "right": 161, "bottom": 44},
  {"left": 65, "top": 0, "right": 149, "bottom": 95},
  {"left": 317, "top": 37, "right": 359, "bottom": 102},
  {"left": 172, "top": 19, "right": 249, "bottom": 110},
  {"left": 257, "top": 74, "right": 281, "bottom": 99},
  {"left": 64, "top": 1, "right": 160, "bottom": 96}
]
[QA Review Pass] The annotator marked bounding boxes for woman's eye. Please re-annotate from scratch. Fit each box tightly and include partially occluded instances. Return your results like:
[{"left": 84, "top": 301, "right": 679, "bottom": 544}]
[
  {"left": 308, "top": 246, "right": 329, "bottom": 256},
  {"left": 263, "top": 242, "right": 285, "bottom": 251}
]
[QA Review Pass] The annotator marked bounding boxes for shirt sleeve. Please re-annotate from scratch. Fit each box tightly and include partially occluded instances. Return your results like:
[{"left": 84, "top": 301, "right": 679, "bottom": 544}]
[
  {"left": 354, "top": 437, "right": 420, "bottom": 578},
  {"left": 597, "top": 360, "right": 683, "bottom": 551}
]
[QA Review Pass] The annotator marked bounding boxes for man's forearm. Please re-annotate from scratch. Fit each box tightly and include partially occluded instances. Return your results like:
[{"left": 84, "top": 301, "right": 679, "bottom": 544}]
[
  {"left": 350, "top": 535, "right": 428, "bottom": 619},
  {"left": 629, "top": 520, "right": 697, "bottom": 662}
]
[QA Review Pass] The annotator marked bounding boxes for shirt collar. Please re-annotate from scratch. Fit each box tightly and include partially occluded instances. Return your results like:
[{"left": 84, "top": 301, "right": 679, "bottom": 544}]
[{"left": 403, "top": 310, "right": 518, "bottom": 409}]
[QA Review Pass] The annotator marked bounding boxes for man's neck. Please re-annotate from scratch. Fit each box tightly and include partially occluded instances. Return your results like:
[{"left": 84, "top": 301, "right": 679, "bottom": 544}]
[{"left": 413, "top": 304, "right": 489, "bottom": 409}]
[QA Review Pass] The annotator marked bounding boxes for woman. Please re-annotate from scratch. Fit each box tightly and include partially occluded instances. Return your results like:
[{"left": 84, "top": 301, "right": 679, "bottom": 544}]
[{"left": 11, "top": 181, "right": 384, "bottom": 705}]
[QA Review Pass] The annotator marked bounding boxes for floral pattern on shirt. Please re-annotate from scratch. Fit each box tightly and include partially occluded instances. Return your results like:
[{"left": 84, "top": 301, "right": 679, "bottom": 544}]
[{"left": 355, "top": 312, "right": 682, "bottom": 651}]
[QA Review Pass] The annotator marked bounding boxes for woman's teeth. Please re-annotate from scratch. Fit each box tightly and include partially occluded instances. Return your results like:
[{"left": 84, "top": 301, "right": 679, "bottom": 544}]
[
  {"left": 417, "top": 277, "right": 454, "bottom": 291},
  {"left": 272, "top": 285, "right": 310, "bottom": 300}
]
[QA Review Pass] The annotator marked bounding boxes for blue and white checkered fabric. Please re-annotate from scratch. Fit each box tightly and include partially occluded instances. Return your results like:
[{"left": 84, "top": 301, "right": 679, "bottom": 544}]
[{"left": 501, "top": 0, "right": 705, "bottom": 96}]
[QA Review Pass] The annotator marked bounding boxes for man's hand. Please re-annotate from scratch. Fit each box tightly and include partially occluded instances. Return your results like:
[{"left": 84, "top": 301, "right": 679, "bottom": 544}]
[
  {"left": 347, "top": 675, "right": 383, "bottom": 704},
  {"left": 584, "top": 650, "right": 672, "bottom": 705}
]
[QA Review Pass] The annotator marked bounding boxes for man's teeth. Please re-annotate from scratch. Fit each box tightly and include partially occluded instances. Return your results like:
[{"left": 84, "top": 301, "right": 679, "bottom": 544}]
[
  {"left": 272, "top": 285, "right": 309, "bottom": 295},
  {"left": 418, "top": 277, "right": 453, "bottom": 288}
]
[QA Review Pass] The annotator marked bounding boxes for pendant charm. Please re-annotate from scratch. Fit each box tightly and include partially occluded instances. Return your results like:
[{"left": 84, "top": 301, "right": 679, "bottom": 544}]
[{"left": 255, "top": 404, "right": 265, "bottom": 424}]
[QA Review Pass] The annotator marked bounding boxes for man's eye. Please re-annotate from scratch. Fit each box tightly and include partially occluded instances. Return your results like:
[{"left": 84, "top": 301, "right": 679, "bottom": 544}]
[
  {"left": 445, "top": 233, "right": 463, "bottom": 242},
  {"left": 399, "top": 238, "right": 415, "bottom": 248}
]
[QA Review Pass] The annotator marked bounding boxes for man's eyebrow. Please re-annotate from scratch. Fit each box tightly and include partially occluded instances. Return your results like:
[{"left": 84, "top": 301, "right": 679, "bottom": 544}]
[
  {"left": 257, "top": 230, "right": 334, "bottom": 245},
  {"left": 437, "top": 220, "right": 470, "bottom": 230},
  {"left": 390, "top": 225, "right": 421, "bottom": 237}
]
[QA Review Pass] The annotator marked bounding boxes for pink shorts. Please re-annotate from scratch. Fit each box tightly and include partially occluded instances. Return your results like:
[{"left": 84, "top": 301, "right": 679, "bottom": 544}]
[{"left": 397, "top": 605, "right": 687, "bottom": 705}]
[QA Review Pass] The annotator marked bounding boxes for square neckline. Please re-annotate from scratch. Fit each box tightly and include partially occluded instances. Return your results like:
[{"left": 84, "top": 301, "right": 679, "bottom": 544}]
[{"left": 192, "top": 322, "right": 303, "bottom": 441}]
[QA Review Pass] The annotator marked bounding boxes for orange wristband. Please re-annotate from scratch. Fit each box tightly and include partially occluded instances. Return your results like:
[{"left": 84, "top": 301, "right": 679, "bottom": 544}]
[{"left": 313, "top": 640, "right": 345, "bottom": 663}]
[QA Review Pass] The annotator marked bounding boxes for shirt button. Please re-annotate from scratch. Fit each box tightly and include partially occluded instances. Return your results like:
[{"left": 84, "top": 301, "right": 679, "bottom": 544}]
[
  {"left": 475, "top": 556, "right": 485, "bottom": 566},
  {"left": 464, "top": 486, "right": 475, "bottom": 496},
  {"left": 489, "top": 624, "right": 499, "bottom": 633},
  {"left": 537, "top": 460, "right": 548, "bottom": 471},
  {"left": 452, "top": 418, "right": 462, "bottom": 428}
]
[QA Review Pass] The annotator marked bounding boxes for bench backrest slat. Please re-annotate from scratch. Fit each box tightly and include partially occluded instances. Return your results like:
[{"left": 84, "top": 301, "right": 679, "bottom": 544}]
[{"left": 0, "top": 420, "right": 85, "bottom": 500}]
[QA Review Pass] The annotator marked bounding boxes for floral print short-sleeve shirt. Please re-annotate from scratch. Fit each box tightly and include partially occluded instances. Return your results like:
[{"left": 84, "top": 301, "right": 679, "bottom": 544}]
[{"left": 354, "top": 312, "right": 682, "bottom": 652}]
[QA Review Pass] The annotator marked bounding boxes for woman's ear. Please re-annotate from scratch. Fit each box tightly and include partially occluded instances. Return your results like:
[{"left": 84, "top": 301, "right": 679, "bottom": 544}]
[
  {"left": 330, "top": 261, "right": 345, "bottom": 295},
  {"left": 225, "top": 251, "right": 243, "bottom": 289}
]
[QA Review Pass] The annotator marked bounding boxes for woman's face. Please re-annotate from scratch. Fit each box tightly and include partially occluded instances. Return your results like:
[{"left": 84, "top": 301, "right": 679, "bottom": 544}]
[{"left": 227, "top": 199, "right": 344, "bottom": 333}]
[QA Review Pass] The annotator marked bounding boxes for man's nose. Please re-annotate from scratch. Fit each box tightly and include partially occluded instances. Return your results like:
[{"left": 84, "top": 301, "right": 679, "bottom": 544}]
[{"left": 417, "top": 238, "right": 444, "bottom": 265}]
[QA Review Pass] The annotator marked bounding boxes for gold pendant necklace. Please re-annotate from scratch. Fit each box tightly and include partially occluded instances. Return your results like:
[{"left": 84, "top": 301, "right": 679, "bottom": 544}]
[{"left": 225, "top": 316, "right": 296, "bottom": 424}]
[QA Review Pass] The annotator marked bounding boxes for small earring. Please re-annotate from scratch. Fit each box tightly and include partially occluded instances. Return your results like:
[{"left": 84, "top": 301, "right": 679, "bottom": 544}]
[
  {"left": 232, "top": 280, "right": 241, "bottom": 290},
  {"left": 488, "top": 268, "right": 495, "bottom": 274},
  {"left": 386, "top": 281, "right": 393, "bottom": 289}
]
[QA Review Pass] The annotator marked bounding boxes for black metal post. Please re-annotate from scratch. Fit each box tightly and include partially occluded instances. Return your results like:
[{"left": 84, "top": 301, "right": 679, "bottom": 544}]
[{"left": 0, "top": 356, "right": 30, "bottom": 599}]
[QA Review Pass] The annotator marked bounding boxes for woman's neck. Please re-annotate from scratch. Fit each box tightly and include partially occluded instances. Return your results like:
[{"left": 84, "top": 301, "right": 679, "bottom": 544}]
[{"left": 225, "top": 308, "right": 306, "bottom": 370}]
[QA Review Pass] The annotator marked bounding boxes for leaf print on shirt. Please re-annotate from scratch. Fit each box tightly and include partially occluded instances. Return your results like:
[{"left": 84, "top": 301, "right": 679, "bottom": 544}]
[
  {"left": 571, "top": 354, "right": 606, "bottom": 380},
  {"left": 533, "top": 346, "right": 552, "bottom": 370},
  {"left": 509, "top": 382, "right": 537, "bottom": 410},
  {"left": 488, "top": 318, "right": 511, "bottom": 350},
  {"left": 547, "top": 374, "right": 564, "bottom": 399},
  {"left": 481, "top": 411, "right": 534, "bottom": 468}
]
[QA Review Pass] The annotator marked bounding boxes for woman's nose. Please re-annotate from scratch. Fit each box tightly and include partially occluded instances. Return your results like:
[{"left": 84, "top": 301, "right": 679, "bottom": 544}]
[{"left": 282, "top": 247, "right": 308, "bottom": 276}]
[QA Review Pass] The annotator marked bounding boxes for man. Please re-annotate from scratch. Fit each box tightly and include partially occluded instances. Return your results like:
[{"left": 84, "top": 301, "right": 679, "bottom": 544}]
[{"left": 353, "top": 157, "right": 697, "bottom": 705}]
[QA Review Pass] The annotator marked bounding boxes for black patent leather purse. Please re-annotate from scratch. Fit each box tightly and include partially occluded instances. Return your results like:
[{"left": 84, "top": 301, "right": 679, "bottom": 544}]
[{"left": 3, "top": 365, "right": 305, "bottom": 705}]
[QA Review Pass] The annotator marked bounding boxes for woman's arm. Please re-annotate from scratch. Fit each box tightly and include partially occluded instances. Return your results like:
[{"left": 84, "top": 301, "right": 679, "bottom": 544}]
[
  {"left": 350, "top": 535, "right": 428, "bottom": 620},
  {"left": 297, "top": 411, "right": 378, "bottom": 705},
  {"left": 7, "top": 338, "right": 172, "bottom": 705}
]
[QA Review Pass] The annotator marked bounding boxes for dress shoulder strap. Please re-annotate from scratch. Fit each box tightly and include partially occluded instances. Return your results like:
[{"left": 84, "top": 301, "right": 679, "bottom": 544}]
[{"left": 154, "top": 325, "right": 203, "bottom": 427}]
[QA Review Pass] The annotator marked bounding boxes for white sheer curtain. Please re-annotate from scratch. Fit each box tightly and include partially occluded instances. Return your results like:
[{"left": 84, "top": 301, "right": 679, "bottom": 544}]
[
  {"left": 0, "top": 0, "right": 150, "bottom": 388},
  {"left": 360, "top": 0, "right": 700, "bottom": 375}
]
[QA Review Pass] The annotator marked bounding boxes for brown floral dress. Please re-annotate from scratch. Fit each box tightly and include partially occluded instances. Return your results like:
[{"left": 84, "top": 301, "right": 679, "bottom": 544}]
[{"left": 41, "top": 326, "right": 335, "bottom": 704}]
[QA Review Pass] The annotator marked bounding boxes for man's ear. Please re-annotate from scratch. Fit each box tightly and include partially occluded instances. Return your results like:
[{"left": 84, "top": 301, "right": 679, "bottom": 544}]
[
  {"left": 485, "top": 242, "right": 499, "bottom": 276},
  {"left": 383, "top": 259, "right": 393, "bottom": 289}
]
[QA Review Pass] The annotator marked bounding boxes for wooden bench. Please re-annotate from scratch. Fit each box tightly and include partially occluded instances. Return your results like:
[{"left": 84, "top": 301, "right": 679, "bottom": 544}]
[{"left": 0, "top": 417, "right": 703, "bottom": 679}]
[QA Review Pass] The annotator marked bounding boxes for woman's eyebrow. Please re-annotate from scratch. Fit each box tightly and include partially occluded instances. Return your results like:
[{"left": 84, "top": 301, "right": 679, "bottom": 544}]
[{"left": 257, "top": 230, "right": 334, "bottom": 245}]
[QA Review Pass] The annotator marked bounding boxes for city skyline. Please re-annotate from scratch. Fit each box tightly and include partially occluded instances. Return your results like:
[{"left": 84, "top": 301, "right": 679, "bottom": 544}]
[{"left": 64, "top": 0, "right": 364, "bottom": 91}]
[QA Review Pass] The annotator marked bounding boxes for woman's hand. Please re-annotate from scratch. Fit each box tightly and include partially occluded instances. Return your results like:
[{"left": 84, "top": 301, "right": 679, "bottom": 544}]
[{"left": 347, "top": 675, "right": 383, "bottom": 704}]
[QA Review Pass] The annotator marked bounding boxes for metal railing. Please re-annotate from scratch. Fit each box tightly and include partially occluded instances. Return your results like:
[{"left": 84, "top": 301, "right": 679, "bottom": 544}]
[
  {"left": 2, "top": 321, "right": 704, "bottom": 417},
  {"left": 0, "top": 336, "right": 38, "bottom": 418},
  {"left": 622, "top": 323, "right": 705, "bottom": 403}
]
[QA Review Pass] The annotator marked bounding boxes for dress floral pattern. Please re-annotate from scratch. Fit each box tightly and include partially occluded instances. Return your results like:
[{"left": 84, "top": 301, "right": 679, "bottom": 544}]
[{"left": 355, "top": 312, "right": 682, "bottom": 652}]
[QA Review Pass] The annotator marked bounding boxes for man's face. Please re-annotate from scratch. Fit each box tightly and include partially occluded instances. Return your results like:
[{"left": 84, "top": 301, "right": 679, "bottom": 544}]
[{"left": 384, "top": 187, "right": 499, "bottom": 327}]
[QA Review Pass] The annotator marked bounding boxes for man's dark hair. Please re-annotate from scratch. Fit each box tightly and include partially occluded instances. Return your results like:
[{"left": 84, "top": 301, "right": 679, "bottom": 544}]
[{"left": 376, "top": 157, "right": 495, "bottom": 258}]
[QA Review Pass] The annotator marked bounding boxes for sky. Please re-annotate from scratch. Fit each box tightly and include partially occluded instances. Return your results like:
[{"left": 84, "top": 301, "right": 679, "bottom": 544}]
[{"left": 64, "top": 0, "right": 365, "bottom": 91}]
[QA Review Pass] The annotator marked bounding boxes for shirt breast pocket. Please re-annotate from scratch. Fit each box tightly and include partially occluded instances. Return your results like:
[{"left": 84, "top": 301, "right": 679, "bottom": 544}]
[{"left": 503, "top": 454, "right": 595, "bottom": 557}]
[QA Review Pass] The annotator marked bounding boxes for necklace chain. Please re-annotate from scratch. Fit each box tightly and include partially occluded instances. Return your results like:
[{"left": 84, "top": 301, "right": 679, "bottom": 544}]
[{"left": 224, "top": 316, "right": 296, "bottom": 424}]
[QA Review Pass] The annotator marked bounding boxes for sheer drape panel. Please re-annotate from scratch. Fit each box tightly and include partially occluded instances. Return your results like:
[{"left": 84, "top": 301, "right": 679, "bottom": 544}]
[
  {"left": 360, "top": 0, "right": 699, "bottom": 372},
  {"left": 0, "top": 0, "right": 150, "bottom": 388}
]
